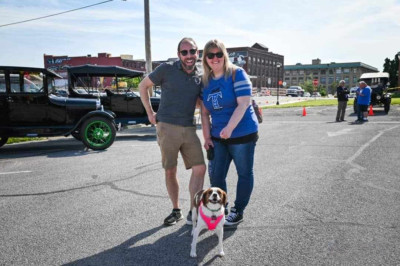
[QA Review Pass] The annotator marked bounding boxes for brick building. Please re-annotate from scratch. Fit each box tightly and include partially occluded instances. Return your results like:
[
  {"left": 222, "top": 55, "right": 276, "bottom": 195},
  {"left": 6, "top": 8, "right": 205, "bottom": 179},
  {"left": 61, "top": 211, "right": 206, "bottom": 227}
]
[
  {"left": 45, "top": 43, "right": 284, "bottom": 90},
  {"left": 43, "top": 53, "right": 166, "bottom": 79},
  {"left": 284, "top": 58, "right": 378, "bottom": 93}
]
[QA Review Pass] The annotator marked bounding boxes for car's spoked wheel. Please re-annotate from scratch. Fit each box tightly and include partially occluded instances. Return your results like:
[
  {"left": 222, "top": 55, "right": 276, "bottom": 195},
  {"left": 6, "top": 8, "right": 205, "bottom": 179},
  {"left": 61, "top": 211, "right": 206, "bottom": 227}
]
[
  {"left": 81, "top": 117, "right": 116, "bottom": 150},
  {"left": 0, "top": 136, "right": 9, "bottom": 148}
]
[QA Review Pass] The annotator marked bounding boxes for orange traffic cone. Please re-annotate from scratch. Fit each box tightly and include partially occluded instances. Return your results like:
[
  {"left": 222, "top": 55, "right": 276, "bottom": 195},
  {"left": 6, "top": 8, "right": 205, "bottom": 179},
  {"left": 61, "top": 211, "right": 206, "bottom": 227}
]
[
  {"left": 302, "top": 106, "right": 307, "bottom": 116},
  {"left": 368, "top": 105, "right": 374, "bottom": 116}
]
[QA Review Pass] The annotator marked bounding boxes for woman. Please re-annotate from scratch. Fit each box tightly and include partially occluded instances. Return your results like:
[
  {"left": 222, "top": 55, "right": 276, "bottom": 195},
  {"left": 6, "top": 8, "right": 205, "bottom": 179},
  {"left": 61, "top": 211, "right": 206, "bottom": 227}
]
[{"left": 200, "top": 39, "right": 259, "bottom": 226}]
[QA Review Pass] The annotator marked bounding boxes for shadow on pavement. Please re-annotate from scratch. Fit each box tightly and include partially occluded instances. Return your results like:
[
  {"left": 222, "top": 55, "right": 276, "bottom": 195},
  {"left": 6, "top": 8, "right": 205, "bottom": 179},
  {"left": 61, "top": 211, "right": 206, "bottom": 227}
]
[{"left": 65, "top": 224, "right": 237, "bottom": 265}]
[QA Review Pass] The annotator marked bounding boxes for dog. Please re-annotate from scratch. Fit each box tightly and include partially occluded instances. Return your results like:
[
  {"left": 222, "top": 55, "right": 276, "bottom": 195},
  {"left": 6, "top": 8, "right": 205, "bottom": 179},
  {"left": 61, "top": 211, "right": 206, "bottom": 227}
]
[{"left": 190, "top": 187, "right": 227, "bottom": 258}]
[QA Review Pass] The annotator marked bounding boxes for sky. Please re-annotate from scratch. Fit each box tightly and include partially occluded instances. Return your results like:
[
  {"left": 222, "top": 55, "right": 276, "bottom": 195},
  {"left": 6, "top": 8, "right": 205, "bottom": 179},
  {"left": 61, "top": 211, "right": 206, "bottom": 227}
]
[{"left": 1, "top": 0, "right": 399, "bottom": 71}]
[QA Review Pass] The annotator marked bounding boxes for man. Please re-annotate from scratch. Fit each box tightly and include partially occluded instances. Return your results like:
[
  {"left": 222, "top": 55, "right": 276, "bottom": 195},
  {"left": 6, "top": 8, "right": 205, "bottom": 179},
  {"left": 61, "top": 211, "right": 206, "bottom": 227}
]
[
  {"left": 336, "top": 80, "right": 349, "bottom": 122},
  {"left": 139, "top": 37, "right": 206, "bottom": 226},
  {"left": 355, "top": 81, "right": 371, "bottom": 123}
]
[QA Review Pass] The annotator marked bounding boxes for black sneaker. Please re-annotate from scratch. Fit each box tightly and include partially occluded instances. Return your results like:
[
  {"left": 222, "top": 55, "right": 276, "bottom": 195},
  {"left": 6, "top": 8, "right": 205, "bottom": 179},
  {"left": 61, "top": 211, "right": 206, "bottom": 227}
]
[
  {"left": 164, "top": 209, "right": 183, "bottom": 226},
  {"left": 186, "top": 210, "right": 192, "bottom": 225},
  {"left": 224, "top": 207, "right": 243, "bottom": 226}
]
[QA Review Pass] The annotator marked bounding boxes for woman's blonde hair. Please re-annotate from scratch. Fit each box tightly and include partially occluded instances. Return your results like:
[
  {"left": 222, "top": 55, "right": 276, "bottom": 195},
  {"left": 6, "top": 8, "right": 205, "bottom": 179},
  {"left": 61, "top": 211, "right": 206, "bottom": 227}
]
[{"left": 202, "top": 39, "right": 236, "bottom": 87}]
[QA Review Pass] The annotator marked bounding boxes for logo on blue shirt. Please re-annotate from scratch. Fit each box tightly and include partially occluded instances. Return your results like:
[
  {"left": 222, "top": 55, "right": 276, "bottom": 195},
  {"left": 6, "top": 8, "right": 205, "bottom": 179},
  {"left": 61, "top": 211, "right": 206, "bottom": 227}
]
[{"left": 207, "top": 88, "right": 223, "bottom": 110}]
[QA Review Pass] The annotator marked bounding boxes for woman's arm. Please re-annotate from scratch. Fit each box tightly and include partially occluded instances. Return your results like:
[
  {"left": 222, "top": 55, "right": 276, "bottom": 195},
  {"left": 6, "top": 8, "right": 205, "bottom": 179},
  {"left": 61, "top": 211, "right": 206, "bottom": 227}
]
[{"left": 219, "top": 96, "right": 251, "bottom": 139}]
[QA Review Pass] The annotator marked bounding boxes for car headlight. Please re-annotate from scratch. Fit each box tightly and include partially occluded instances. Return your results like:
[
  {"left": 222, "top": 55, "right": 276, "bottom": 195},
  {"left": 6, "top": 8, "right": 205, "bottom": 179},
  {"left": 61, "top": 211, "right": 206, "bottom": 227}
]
[{"left": 384, "top": 93, "right": 391, "bottom": 98}]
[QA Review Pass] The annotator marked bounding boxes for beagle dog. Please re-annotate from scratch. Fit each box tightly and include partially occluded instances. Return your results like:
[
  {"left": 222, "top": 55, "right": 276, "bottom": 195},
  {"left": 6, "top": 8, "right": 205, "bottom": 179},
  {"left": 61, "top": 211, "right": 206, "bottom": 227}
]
[{"left": 190, "top": 187, "right": 227, "bottom": 258}]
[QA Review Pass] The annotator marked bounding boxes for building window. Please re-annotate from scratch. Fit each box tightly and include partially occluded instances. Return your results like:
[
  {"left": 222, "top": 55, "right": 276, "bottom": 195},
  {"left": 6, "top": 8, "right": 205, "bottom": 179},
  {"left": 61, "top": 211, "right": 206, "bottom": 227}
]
[
  {"left": 313, "top": 70, "right": 319, "bottom": 75},
  {"left": 344, "top": 76, "right": 349, "bottom": 83},
  {"left": 343, "top": 68, "right": 350, "bottom": 73},
  {"left": 298, "top": 77, "right": 304, "bottom": 84},
  {"left": 336, "top": 76, "right": 341, "bottom": 82},
  {"left": 353, "top": 77, "right": 358, "bottom": 83},
  {"left": 285, "top": 71, "right": 290, "bottom": 75},
  {"left": 328, "top": 76, "right": 334, "bottom": 84},
  {"left": 299, "top": 70, "right": 304, "bottom": 75},
  {"left": 320, "top": 70, "right": 326, "bottom": 75},
  {"left": 353, "top": 69, "right": 357, "bottom": 74},
  {"left": 336, "top": 68, "right": 341, "bottom": 74},
  {"left": 321, "top": 77, "right": 326, "bottom": 84}
]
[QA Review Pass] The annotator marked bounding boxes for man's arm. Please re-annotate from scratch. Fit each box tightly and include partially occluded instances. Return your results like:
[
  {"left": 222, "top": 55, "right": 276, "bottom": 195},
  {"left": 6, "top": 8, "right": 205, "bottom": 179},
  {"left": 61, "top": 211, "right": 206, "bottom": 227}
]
[{"left": 139, "top": 76, "right": 157, "bottom": 125}]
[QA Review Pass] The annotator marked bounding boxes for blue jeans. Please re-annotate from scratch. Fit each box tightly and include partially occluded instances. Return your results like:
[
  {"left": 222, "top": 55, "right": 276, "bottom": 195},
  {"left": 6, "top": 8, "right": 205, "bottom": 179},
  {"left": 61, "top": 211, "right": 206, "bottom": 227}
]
[{"left": 208, "top": 140, "right": 256, "bottom": 215}]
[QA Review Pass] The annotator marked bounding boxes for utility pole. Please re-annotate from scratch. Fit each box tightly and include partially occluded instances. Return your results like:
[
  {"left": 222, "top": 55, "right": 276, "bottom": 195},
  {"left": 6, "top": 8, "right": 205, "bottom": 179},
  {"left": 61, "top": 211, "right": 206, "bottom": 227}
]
[{"left": 144, "top": 0, "right": 152, "bottom": 75}]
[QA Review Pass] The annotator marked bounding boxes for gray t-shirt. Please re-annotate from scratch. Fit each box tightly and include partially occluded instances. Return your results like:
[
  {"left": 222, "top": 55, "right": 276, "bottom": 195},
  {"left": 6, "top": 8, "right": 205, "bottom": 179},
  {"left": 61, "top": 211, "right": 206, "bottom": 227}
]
[{"left": 149, "top": 61, "right": 202, "bottom": 127}]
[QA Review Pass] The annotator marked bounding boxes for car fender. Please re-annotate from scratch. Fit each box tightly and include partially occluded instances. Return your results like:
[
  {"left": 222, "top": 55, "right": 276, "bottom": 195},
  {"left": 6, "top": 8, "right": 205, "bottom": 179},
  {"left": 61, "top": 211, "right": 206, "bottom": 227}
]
[{"left": 68, "top": 110, "right": 116, "bottom": 135}]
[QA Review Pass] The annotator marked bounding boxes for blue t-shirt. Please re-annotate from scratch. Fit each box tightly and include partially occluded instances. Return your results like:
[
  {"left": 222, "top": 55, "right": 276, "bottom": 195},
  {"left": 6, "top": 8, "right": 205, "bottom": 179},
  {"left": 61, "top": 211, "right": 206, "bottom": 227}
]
[
  {"left": 202, "top": 67, "right": 258, "bottom": 138},
  {"left": 357, "top": 86, "right": 371, "bottom": 105}
]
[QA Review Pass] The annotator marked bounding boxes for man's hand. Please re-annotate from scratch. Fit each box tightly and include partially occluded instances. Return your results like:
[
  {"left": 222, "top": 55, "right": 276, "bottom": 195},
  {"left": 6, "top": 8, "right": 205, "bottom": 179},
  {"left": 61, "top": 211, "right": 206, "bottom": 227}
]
[{"left": 148, "top": 112, "right": 157, "bottom": 125}]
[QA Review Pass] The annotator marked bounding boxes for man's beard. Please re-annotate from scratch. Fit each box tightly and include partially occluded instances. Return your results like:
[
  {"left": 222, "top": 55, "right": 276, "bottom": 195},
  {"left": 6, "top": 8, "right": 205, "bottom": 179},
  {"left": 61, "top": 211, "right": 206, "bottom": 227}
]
[{"left": 181, "top": 58, "right": 196, "bottom": 72}]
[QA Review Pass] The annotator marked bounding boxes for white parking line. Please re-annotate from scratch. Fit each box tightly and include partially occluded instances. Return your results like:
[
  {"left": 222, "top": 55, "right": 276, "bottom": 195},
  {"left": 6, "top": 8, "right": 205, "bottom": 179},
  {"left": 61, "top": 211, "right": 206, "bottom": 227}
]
[{"left": 0, "top": 171, "right": 32, "bottom": 175}]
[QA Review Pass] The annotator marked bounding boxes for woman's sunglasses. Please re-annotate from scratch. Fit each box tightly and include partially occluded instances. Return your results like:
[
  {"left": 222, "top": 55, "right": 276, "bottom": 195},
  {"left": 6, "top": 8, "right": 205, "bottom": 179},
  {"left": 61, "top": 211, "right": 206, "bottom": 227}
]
[
  {"left": 180, "top": 49, "right": 197, "bottom": 56},
  {"left": 206, "top": 52, "right": 224, "bottom": 59}
]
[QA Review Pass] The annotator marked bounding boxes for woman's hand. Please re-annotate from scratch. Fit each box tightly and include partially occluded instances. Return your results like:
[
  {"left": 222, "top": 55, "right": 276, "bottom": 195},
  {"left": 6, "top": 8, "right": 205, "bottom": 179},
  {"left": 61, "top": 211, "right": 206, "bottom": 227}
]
[{"left": 220, "top": 126, "right": 233, "bottom": 139}]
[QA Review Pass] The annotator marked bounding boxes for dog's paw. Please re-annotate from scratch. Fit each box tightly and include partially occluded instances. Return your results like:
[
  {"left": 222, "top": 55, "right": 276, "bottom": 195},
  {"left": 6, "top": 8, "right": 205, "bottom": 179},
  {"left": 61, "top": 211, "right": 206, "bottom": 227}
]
[{"left": 190, "top": 251, "right": 197, "bottom": 258}]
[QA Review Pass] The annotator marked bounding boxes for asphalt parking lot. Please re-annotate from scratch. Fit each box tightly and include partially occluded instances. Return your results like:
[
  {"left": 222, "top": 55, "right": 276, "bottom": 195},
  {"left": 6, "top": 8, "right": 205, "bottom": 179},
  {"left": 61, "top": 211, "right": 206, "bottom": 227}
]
[{"left": 1, "top": 104, "right": 400, "bottom": 265}]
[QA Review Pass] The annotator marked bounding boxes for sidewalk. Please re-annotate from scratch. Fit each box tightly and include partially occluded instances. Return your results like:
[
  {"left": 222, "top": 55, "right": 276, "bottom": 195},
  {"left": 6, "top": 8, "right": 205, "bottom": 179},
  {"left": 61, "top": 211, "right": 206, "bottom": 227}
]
[{"left": 253, "top": 95, "right": 308, "bottom": 107}]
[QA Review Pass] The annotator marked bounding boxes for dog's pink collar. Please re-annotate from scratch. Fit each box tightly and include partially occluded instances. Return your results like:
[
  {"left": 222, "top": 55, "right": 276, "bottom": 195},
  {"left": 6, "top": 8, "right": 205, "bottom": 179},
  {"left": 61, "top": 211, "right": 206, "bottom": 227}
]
[{"left": 199, "top": 202, "right": 224, "bottom": 230}]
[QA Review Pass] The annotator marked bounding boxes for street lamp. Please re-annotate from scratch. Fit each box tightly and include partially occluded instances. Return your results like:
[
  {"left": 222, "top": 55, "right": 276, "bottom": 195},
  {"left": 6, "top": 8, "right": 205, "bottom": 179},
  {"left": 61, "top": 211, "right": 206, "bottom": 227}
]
[
  {"left": 276, "top": 62, "right": 282, "bottom": 105},
  {"left": 397, "top": 52, "right": 400, "bottom": 87}
]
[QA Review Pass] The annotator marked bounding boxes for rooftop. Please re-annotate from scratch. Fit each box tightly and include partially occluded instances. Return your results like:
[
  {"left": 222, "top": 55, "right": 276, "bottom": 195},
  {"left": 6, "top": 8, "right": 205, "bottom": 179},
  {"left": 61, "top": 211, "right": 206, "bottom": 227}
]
[{"left": 284, "top": 61, "right": 378, "bottom": 71}]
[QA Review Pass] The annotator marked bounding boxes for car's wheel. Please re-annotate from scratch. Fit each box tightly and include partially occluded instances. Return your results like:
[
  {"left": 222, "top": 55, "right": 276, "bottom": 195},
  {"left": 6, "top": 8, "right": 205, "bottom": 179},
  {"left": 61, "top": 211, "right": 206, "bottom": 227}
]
[
  {"left": 0, "top": 136, "right": 9, "bottom": 148},
  {"left": 71, "top": 131, "right": 82, "bottom": 141},
  {"left": 80, "top": 117, "right": 116, "bottom": 150},
  {"left": 384, "top": 101, "right": 390, "bottom": 114}
]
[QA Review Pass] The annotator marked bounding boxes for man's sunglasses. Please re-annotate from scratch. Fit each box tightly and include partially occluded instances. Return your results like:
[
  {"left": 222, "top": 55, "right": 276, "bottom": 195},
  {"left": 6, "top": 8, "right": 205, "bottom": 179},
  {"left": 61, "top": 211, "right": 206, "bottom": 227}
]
[
  {"left": 206, "top": 52, "right": 224, "bottom": 59},
  {"left": 180, "top": 49, "right": 197, "bottom": 56}
]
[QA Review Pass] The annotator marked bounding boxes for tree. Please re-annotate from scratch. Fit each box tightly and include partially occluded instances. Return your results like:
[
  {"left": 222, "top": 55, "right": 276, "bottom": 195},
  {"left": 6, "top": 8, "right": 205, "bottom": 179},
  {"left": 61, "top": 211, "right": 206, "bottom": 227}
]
[
  {"left": 120, "top": 77, "right": 141, "bottom": 90},
  {"left": 383, "top": 52, "right": 399, "bottom": 87},
  {"left": 299, "top": 74, "right": 314, "bottom": 93}
]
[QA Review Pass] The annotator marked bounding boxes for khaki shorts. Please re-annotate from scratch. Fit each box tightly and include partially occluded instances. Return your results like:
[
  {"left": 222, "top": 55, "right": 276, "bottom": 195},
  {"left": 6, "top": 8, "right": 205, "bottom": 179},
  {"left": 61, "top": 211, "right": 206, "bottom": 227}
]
[{"left": 156, "top": 122, "right": 205, "bottom": 170}]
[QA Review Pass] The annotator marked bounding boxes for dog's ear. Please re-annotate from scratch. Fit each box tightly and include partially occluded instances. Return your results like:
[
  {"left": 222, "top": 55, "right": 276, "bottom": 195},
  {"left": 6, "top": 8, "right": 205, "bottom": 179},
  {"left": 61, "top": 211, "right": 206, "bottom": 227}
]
[
  {"left": 194, "top": 189, "right": 204, "bottom": 206},
  {"left": 202, "top": 189, "right": 209, "bottom": 205}
]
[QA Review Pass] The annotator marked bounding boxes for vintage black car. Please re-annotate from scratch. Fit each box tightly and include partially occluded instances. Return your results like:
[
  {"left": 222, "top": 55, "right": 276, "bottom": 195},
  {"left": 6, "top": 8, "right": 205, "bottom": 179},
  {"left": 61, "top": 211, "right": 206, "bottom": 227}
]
[
  {"left": 354, "top": 72, "right": 391, "bottom": 114},
  {"left": 67, "top": 65, "right": 160, "bottom": 127},
  {"left": 0, "top": 66, "right": 117, "bottom": 150}
]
